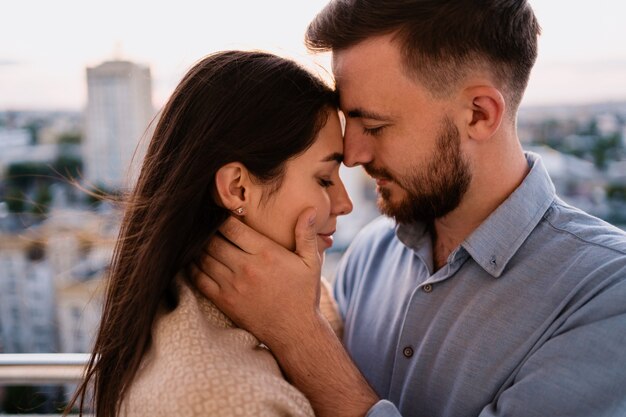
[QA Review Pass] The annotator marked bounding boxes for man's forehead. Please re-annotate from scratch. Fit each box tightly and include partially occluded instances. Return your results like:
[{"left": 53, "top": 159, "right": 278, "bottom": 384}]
[
  {"left": 330, "top": 51, "right": 346, "bottom": 83},
  {"left": 331, "top": 51, "right": 364, "bottom": 93}
]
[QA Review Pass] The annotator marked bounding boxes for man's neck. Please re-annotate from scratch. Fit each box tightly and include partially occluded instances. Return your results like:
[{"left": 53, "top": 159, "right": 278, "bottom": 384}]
[{"left": 431, "top": 147, "right": 529, "bottom": 271}]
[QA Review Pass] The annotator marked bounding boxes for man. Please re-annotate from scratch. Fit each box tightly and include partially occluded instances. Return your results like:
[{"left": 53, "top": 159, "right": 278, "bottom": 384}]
[{"left": 196, "top": 1, "right": 626, "bottom": 416}]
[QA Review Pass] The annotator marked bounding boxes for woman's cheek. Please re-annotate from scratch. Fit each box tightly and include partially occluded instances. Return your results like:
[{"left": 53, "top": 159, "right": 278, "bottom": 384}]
[{"left": 317, "top": 193, "right": 333, "bottom": 224}]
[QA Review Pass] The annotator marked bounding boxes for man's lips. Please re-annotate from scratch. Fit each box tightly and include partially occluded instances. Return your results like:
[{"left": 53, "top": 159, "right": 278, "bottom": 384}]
[
  {"left": 363, "top": 165, "right": 393, "bottom": 186},
  {"left": 370, "top": 174, "right": 393, "bottom": 188}
]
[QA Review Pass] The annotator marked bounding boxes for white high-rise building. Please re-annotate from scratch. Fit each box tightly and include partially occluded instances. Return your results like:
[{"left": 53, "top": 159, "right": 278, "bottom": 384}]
[{"left": 84, "top": 60, "right": 154, "bottom": 190}]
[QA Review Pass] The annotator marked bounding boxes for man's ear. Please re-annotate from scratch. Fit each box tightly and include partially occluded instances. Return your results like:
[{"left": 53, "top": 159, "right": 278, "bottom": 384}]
[
  {"left": 214, "top": 162, "right": 249, "bottom": 211},
  {"left": 462, "top": 86, "right": 505, "bottom": 142}
]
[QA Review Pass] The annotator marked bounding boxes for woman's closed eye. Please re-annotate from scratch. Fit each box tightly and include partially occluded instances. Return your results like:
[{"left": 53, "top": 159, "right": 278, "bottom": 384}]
[{"left": 318, "top": 178, "right": 335, "bottom": 188}]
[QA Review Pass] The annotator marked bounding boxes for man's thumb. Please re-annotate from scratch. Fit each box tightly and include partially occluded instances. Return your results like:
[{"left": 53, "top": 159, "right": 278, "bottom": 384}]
[{"left": 294, "top": 207, "right": 320, "bottom": 267}]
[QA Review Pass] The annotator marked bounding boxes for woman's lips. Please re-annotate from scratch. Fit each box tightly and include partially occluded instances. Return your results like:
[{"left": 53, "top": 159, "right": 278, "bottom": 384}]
[{"left": 317, "top": 232, "right": 335, "bottom": 249}]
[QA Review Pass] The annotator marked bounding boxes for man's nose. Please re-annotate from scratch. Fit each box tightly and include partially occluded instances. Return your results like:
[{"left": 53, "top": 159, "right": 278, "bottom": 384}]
[{"left": 343, "top": 125, "right": 373, "bottom": 168}]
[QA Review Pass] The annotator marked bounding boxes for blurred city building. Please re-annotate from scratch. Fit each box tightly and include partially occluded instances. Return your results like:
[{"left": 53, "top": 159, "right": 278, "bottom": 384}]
[
  {"left": 57, "top": 277, "right": 105, "bottom": 354},
  {"left": 0, "top": 233, "right": 56, "bottom": 353},
  {"left": 84, "top": 60, "right": 154, "bottom": 190},
  {"left": 44, "top": 208, "right": 116, "bottom": 354},
  {"left": 0, "top": 128, "right": 30, "bottom": 147},
  {"left": 0, "top": 208, "right": 115, "bottom": 356},
  {"left": 525, "top": 145, "right": 609, "bottom": 216}
]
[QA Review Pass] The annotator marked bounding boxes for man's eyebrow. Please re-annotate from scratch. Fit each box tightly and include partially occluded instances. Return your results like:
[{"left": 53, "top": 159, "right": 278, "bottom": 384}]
[
  {"left": 321, "top": 152, "right": 344, "bottom": 163},
  {"left": 345, "top": 108, "right": 391, "bottom": 121}
]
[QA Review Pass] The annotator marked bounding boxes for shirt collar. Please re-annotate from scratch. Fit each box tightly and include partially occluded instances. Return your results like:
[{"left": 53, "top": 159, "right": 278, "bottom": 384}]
[
  {"left": 396, "top": 152, "right": 556, "bottom": 278},
  {"left": 461, "top": 152, "right": 556, "bottom": 277},
  {"left": 396, "top": 221, "right": 434, "bottom": 273}
]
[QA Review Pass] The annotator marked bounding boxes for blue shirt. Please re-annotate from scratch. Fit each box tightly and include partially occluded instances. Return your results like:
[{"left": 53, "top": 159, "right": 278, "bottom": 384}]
[{"left": 334, "top": 152, "right": 626, "bottom": 417}]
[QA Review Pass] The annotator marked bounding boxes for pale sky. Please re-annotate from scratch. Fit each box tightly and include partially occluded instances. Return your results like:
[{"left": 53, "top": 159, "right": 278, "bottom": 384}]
[{"left": 1, "top": 0, "right": 625, "bottom": 110}]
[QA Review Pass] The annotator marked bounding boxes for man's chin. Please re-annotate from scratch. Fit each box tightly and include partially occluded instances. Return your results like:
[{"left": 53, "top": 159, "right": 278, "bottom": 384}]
[
  {"left": 377, "top": 192, "right": 431, "bottom": 225},
  {"left": 377, "top": 186, "right": 403, "bottom": 209},
  {"left": 377, "top": 195, "right": 405, "bottom": 221}
]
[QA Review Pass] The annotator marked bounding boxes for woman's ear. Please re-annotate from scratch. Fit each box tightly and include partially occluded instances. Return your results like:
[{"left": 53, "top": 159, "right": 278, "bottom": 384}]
[
  {"left": 462, "top": 85, "right": 505, "bottom": 142},
  {"left": 214, "top": 163, "right": 249, "bottom": 212}
]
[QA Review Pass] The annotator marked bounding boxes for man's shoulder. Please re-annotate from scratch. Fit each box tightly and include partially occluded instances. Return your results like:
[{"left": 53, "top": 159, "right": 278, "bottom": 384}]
[
  {"left": 337, "top": 216, "right": 402, "bottom": 274},
  {"left": 544, "top": 198, "right": 626, "bottom": 258},
  {"left": 348, "top": 215, "right": 398, "bottom": 251},
  {"left": 361, "top": 215, "right": 397, "bottom": 234}
]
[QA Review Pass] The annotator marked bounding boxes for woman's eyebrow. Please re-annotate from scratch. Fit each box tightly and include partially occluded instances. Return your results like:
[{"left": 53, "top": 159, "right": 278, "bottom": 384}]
[{"left": 321, "top": 152, "right": 344, "bottom": 163}]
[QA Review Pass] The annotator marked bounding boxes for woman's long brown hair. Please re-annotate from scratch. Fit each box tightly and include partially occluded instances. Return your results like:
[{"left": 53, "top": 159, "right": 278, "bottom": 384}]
[{"left": 65, "top": 50, "right": 337, "bottom": 417}]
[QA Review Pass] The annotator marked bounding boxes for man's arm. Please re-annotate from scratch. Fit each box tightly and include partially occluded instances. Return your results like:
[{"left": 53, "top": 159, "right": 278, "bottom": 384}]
[
  {"left": 193, "top": 208, "right": 380, "bottom": 417},
  {"left": 478, "top": 272, "right": 626, "bottom": 417}
]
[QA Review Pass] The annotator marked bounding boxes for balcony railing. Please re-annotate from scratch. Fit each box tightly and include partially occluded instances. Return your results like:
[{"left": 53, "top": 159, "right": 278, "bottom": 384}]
[{"left": 0, "top": 353, "right": 89, "bottom": 385}]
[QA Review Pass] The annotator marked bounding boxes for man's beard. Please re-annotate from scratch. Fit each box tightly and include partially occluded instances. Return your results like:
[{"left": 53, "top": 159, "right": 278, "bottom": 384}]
[{"left": 364, "top": 117, "right": 471, "bottom": 225}]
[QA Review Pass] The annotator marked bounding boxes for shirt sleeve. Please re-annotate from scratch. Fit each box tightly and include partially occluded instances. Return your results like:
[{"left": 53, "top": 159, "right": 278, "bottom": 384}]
[
  {"left": 478, "top": 273, "right": 626, "bottom": 417},
  {"left": 365, "top": 400, "right": 403, "bottom": 417},
  {"left": 319, "top": 276, "right": 344, "bottom": 338},
  {"left": 333, "top": 232, "right": 364, "bottom": 321},
  {"left": 333, "top": 256, "right": 350, "bottom": 321}
]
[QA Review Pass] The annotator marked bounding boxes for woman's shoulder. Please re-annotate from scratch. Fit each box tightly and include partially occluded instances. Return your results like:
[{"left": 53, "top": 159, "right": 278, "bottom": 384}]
[
  {"left": 124, "top": 357, "right": 314, "bottom": 417},
  {"left": 122, "top": 276, "right": 314, "bottom": 417}
]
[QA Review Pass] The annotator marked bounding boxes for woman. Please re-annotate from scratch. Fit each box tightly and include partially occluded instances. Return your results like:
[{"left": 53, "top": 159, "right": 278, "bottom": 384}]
[{"left": 67, "top": 50, "right": 352, "bottom": 417}]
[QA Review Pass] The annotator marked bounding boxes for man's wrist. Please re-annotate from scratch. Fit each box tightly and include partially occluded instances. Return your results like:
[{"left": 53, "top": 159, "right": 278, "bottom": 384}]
[
  {"left": 264, "top": 307, "right": 327, "bottom": 356},
  {"left": 267, "top": 309, "right": 379, "bottom": 417}
]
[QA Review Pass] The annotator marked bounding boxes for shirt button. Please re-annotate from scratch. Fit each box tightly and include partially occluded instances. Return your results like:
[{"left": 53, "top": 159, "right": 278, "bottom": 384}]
[
  {"left": 422, "top": 284, "right": 433, "bottom": 293},
  {"left": 403, "top": 346, "right": 414, "bottom": 358}
]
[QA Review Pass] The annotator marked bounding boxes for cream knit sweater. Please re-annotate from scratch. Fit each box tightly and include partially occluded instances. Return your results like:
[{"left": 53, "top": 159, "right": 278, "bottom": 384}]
[{"left": 120, "top": 275, "right": 342, "bottom": 417}]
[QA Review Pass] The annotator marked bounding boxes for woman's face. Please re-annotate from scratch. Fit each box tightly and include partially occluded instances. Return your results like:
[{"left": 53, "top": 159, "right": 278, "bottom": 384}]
[{"left": 244, "top": 111, "right": 353, "bottom": 256}]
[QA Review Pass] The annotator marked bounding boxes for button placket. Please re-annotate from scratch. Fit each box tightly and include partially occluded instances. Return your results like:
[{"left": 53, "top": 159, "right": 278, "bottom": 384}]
[{"left": 403, "top": 346, "right": 414, "bottom": 358}]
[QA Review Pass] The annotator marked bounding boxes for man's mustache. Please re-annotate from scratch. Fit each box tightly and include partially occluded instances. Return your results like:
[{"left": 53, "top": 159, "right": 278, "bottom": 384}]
[{"left": 363, "top": 163, "right": 395, "bottom": 182}]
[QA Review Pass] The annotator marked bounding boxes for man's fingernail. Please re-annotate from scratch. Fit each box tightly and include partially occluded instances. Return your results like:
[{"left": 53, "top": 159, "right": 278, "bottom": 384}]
[{"left": 308, "top": 212, "right": 316, "bottom": 226}]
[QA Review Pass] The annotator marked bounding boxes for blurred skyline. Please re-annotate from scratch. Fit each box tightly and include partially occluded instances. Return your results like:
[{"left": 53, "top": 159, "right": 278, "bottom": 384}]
[{"left": 1, "top": 0, "right": 626, "bottom": 110}]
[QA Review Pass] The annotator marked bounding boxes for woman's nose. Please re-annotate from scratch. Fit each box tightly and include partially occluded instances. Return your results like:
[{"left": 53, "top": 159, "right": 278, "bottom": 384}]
[{"left": 332, "top": 178, "right": 353, "bottom": 216}]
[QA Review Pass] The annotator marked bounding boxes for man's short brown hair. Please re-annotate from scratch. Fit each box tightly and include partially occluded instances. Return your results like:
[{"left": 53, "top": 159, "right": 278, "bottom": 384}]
[{"left": 306, "top": 0, "right": 541, "bottom": 111}]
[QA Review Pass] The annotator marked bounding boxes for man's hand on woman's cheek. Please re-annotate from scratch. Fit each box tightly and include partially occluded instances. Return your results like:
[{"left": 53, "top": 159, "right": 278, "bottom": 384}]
[{"left": 192, "top": 207, "right": 325, "bottom": 349}]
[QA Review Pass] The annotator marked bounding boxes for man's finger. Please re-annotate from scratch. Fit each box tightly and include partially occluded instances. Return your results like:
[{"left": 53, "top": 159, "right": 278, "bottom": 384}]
[
  {"left": 294, "top": 207, "right": 321, "bottom": 268},
  {"left": 218, "top": 215, "right": 281, "bottom": 255},
  {"left": 198, "top": 252, "right": 236, "bottom": 288},
  {"left": 190, "top": 263, "right": 221, "bottom": 297},
  {"left": 206, "top": 233, "right": 248, "bottom": 273}
]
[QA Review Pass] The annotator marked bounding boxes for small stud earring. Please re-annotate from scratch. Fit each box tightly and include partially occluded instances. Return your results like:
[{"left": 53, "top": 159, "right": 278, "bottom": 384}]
[{"left": 234, "top": 207, "right": 245, "bottom": 216}]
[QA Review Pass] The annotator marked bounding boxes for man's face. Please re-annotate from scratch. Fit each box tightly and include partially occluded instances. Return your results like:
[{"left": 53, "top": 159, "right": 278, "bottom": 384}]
[{"left": 333, "top": 34, "right": 472, "bottom": 224}]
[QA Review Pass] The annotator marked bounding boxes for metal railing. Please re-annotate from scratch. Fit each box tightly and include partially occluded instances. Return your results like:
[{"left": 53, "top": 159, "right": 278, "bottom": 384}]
[{"left": 0, "top": 353, "right": 89, "bottom": 385}]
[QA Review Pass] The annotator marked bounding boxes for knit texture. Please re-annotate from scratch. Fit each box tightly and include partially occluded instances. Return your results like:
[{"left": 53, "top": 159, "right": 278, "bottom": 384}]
[{"left": 121, "top": 275, "right": 342, "bottom": 416}]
